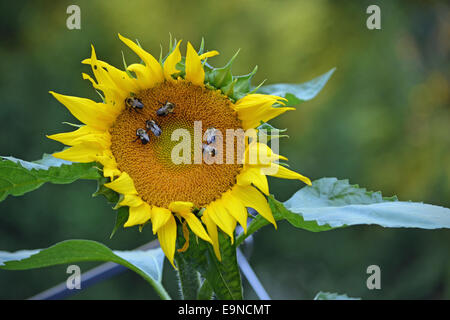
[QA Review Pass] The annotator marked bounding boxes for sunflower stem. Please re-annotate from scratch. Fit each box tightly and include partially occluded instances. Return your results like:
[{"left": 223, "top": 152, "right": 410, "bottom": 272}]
[{"left": 175, "top": 253, "right": 201, "bottom": 300}]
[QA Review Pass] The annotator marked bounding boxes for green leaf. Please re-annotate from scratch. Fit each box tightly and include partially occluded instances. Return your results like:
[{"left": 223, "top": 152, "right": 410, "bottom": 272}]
[
  {"left": 179, "top": 229, "right": 243, "bottom": 300},
  {"left": 258, "top": 68, "right": 335, "bottom": 106},
  {"left": 0, "top": 154, "right": 101, "bottom": 203},
  {"left": 0, "top": 239, "right": 170, "bottom": 299},
  {"left": 237, "top": 177, "right": 450, "bottom": 246},
  {"left": 314, "top": 291, "right": 361, "bottom": 300},
  {"left": 270, "top": 195, "right": 335, "bottom": 231},
  {"left": 236, "top": 214, "right": 271, "bottom": 247},
  {"left": 197, "top": 279, "right": 214, "bottom": 300},
  {"left": 283, "top": 177, "right": 450, "bottom": 229},
  {"left": 174, "top": 252, "right": 201, "bottom": 300}
]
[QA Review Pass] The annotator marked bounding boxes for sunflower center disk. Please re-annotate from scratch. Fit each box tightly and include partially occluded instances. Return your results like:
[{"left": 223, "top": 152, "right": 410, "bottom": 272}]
[{"left": 110, "top": 80, "right": 243, "bottom": 208}]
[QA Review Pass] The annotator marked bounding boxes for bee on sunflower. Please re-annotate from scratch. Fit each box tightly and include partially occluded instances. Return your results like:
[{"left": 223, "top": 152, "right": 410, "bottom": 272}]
[{"left": 47, "top": 34, "right": 311, "bottom": 268}]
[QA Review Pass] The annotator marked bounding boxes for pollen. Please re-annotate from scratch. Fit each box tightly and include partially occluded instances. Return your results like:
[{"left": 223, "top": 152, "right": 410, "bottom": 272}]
[{"left": 109, "top": 80, "right": 243, "bottom": 208}]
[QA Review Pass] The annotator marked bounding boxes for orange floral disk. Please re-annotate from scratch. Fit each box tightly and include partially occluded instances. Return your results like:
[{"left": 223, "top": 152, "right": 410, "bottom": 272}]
[{"left": 110, "top": 80, "right": 243, "bottom": 208}]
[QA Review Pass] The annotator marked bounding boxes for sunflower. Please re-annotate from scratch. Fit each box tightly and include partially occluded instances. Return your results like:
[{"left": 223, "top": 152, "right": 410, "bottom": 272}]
[{"left": 48, "top": 34, "right": 311, "bottom": 267}]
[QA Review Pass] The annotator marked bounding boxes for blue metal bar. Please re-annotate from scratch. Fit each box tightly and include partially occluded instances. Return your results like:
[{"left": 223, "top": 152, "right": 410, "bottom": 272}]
[
  {"left": 236, "top": 248, "right": 271, "bottom": 300},
  {"left": 29, "top": 262, "right": 127, "bottom": 300}
]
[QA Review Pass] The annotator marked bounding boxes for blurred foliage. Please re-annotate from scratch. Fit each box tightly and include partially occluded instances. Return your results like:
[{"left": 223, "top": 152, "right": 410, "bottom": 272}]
[{"left": 0, "top": 0, "right": 449, "bottom": 299}]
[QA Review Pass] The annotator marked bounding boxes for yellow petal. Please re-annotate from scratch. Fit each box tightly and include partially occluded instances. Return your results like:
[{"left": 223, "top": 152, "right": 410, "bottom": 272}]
[
  {"left": 119, "top": 194, "right": 144, "bottom": 207},
  {"left": 68, "top": 132, "right": 111, "bottom": 150},
  {"left": 118, "top": 34, "right": 164, "bottom": 87},
  {"left": 83, "top": 49, "right": 122, "bottom": 101},
  {"left": 222, "top": 191, "right": 249, "bottom": 234},
  {"left": 47, "top": 126, "right": 102, "bottom": 146},
  {"left": 205, "top": 200, "right": 236, "bottom": 241},
  {"left": 232, "top": 185, "right": 276, "bottom": 228},
  {"left": 82, "top": 73, "right": 123, "bottom": 109},
  {"left": 238, "top": 105, "right": 294, "bottom": 120},
  {"left": 84, "top": 46, "right": 115, "bottom": 89},
  {"left": 102, "top": 164, "right": 121, "bottom": 180},
  {"left": 127, "top": 63, "right": 153, "bottom": 90},
  {"left": 201, "top": 213, "right": 221, "bottom": 261},
  {"left": 234, "top": 94, "right": 293, "bottom": 129},
  {"left": 52, "top": 145, "right": 101, "bottom": 163},
  {"left": 152, "top": 206, "right": 172, "bottom": 234},
  {"left": 82, "top": 46, "right": 129, "bottom": 111},
  {"left": 177, "top": 221, "right": 190, "bottom": 253},
  {"left": 237, "top": 168, "right": 269, "bottom": 196},
  {"left": 182, "top": 212, "right": 212, "bottom": 244},
  {"left": 157, "top": 214, "right": 177, "bottom": 268},
  {"left": 96, "top": 153, "right": 121, "bottom": 179},
  {"left": 198, "top": 50, "right": 219, "bottom": 60},
  {"left": 245, "top": 142, "right": 287, "bottom": 165},
  {"left": 82, "top": 56, "right": 137, "bottom": 94},
  {"left": 168, "top": 201, "right": 211, "bottom": 244},
  {"left": 185, "top": 42, "right": 204, "bottom": 86},
  {"left": 104, "top": 172, "right": 138, "bottom": 195},
  {"left": 240, "top": 107, "right": 295, "bottom": 130},
  {"left": 168, "top": 201, "right": 194, "bottom": 214},
  {"left": 163, "top": 40, "right": 182, "bottom": 81},
  {"left": 234, "top": 94, "right": 285, "bottom": 110},
  {"left": 261, "top": 164, "right": 312, "bottom": 185},
  {"left": 124, "top": 202, "right": 152, "bottom": 227},
  {"left": 49, "top": 91, "right": 116, "bottom": 130},
  {"left": 81, "top": 72, "right": 98, "bottom": 88}
]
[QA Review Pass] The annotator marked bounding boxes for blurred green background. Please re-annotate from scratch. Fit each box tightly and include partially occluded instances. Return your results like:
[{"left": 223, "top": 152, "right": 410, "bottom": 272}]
[{"left": 1, "top": 0, "right": 449, "bottom": 299}]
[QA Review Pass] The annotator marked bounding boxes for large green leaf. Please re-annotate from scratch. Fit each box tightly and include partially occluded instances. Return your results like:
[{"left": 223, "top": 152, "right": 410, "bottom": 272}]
[
  {"left": 236, "top": 196, "right": 333, "bottom": 246},
  {"left": 314, "top": 291, "right": 361, "bottom": 300},
  {"left": 258, "top": 68, "right": 335, "bottom": 106},
  {"left": 0, "top": 239, "right": 170, "bottom": 299},
  {"left": 284, "top": 178, "right": 450, "bottom": 229},
  {"left": 179, "top": 229, "right": 243, "bottom": 300},
  {"left": 237, "top": 177, "right": 450, "bottom": 246},
  {"left": 0, "top": 153, "right": 100, "bottom": 202},
  {"left": 197, "top": 279, "right": 214, "bottom": 300}
]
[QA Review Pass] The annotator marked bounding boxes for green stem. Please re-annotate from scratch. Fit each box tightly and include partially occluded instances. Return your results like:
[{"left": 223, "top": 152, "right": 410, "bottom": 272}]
[
  {"left": 175, "top": 253, "right": 201, "bottom": 300},
  {"left": 151, "top": 280, "right": 172, "bottom": 300}
]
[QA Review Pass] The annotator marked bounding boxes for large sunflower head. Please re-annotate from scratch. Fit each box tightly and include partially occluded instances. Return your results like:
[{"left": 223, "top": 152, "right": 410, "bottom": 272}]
[{"left": 48, "top": 34, "right": 311, "bottom": 267}]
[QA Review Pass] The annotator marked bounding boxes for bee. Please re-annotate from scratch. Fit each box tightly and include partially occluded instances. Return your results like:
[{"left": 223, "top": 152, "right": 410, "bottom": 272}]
[
  {"left": 145, "top": 120, "right": 162, "bottom": 137},
  {"left": 205, "top": 127, "right": 218, "bottom": 145},
  {"left": 134, "top": 128, "right": 150, "bottom": 145},
  {"left": 156, "top": 101, "right": 175, "bottom": 116},
  {"left": 125, "top": 96, "right": 144, "bottom": 112},
  {"left": 202, "top": 143, "right": 216, "bottom": 157}
]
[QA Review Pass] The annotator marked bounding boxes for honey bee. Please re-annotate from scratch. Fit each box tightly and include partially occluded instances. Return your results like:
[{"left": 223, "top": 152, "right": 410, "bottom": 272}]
[
  {"left": 156, "top": 101, "right": 175, "bottom": 116},
  {"left": 205, "top": 127, "right": 218, "bottom": 145},
  {"left": 134, "top": 128, "right": 150, "bottom": 144},
  {"left": 125, "top": 97, "right": 144, "bottom": 112},
  {"left": 145, "top": 120, "right": 162, "bottom": 137},
  {"left": 202, "top": 143, "right": 216, "bottom": 157}
]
